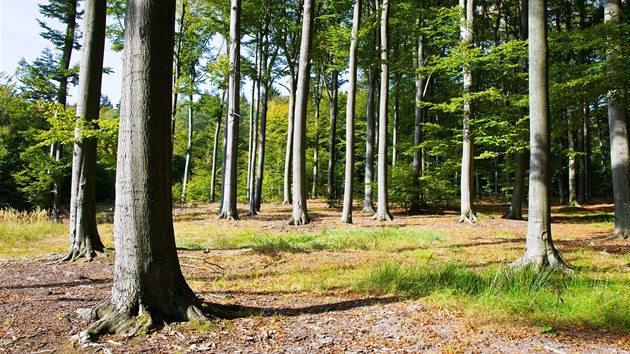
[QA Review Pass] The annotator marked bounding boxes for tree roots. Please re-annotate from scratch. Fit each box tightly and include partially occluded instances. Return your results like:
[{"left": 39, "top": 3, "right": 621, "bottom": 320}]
[
  {"left": 458, "top": 210, "right": 477, "bottom": 224},
  {"left": 371, "top": 211, "right": 393, "bottom": 221},
  {"left": 510, "top": 252, "right": 573, "bottom": 273}
]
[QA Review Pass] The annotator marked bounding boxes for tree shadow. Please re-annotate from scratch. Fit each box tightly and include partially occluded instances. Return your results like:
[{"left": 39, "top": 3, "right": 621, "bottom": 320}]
[{"left": 0, "top": 277, "right": 110, "bottom": 291}]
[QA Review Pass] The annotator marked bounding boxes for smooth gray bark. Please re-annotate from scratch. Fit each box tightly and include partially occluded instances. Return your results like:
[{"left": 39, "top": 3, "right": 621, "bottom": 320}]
[
  {"left": 605, "top": 0, "right": 630, "bottom": 238},
  {"left": 511, "top": 0, "right": 569, "bottom": 271},
  {"left": 410, "top": 30, "right": 425, "bottom": 214},
  {"left": 459, "top": 0, "right": 477, "bottom": 223},
  {"left": 181, "top": 90, "right": 194, "bottom": 204},
  {"left": 311, "top": 75, "right": 322, "bottom": 199},
  {"left": 362, "top": 66, "right": 377, "bottom": 213},
  {"left": 171, "top": 1, "right": 186, "bottom": 137},
  {"left": 247, "top": 35, "right": 260, "bottom": 216},
  {"left": 218, "top": 0, "right": 241, "bottom": 220},
  {"left": 392, "top": 73, "right": 399, "bottom": 167},
  {"left": 209, "top": 93, "right": 224, "bottom": 203},
  {"left": 289, "top": 0, "right": 315, "bottom": 225},
  {"left": 80, "top": 0, "right": 205, "bottom": 341},
  {"left": 372, "top": 0, "right": 392, "bottom": 221},
  {"left": 66, "top": 0, "right": 106, "bottom": 261},
  {"left": 568, "top": 123, "right": 580, "bottom": 207},
  {"left": 283, "top": 71, "right": 297, "bottom": 205},
  {"left": 341, "top": 0, "right": 361, "bottom": 224},
  {"left": 327, "top": 70, "right": 338, "bottom": 207}
]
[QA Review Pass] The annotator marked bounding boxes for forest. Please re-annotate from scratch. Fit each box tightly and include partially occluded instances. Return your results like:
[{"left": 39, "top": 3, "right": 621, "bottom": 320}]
[{"left": 0, "top": 0, "right": 629, "bottom": 352}]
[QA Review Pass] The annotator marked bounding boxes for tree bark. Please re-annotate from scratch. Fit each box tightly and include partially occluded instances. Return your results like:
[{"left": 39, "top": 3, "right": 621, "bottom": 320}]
[
  {"left": 392, "top": 73, "right": 399, "bottom": 167},
  {"left": 327, "top": 70, "right": 338, "bottom": 207},
  {"left": 311, "top": 75, "right": 322, "bottom": 199},
  {"left": 459, "top": 0, "right": 477, "bottom": 223},
  {"left": 605, "top": 0, "right": 630, "bottom": 239},
  {"left": 218, "top": 0, "right": 241, "bottom": 220},
  {"left": 79, "top": 0, "right": 207, "bottom": 341},
  {"left": 361, "top": 0, "right": 378, "bottom": 214},
  {"left": 341, "top": 0, "right": 361, "bottom": 224},
  {"left": 372, "top": 0, "right": 392, "bottom": 221},
  {"left": 66, "top": 0, "right": 106, "bottom": 261},
  {"left": 171, "top": 0, "right": 186, "bottom": 137},
  {"left": 209, "top": 93, "right": 224, "bottom": 203},
  {"left": 283, "top": 70, "right": 297, "bottom": 205},
  {"left": 410, "top": 29, "right": 425, "bottom": 214},
  {"left": 512, "top": 0, "right": 570, "bottom": 271},
  {"left": 289, "top": 0, "right": 315, "bottom": 226},
  {"left": 247, "top": 34, "right": 260, "bottom": 216},
  {"left": 181, "top": 90, "right": 194, "bottom": 204}
]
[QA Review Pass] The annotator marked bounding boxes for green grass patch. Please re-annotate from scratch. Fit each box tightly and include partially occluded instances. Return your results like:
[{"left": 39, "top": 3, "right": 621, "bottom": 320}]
[
  {"left": 354, "top": 262, "right": 630, "bottom": 333},
  {"left": 0, "top": 209, "right": 68, "bottom": 257}
]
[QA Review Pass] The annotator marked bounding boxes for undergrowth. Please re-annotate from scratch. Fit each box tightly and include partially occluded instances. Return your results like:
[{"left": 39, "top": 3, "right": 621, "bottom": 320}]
[{"left": 354, "top": 263, "right": 630, "bottom": 332}]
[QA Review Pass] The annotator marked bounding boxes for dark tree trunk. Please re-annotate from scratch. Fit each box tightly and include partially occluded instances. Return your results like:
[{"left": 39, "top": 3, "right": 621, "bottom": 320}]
[
  {"left": 66, "top": 0, "right": 106, "bottom": 261},
  {"left": 80, "top": 0, "right": 208, "bottom": 341}
]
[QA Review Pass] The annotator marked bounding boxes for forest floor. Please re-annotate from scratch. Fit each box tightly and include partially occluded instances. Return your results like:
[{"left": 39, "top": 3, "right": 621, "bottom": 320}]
[{"left": 0, "top": 200, "right": 629, "bottom": 353}]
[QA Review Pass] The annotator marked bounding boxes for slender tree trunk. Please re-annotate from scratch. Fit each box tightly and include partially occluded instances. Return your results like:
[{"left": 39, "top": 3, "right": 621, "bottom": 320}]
[
  {"left": 209, "top": 93, "right": 225, "bottom": 203},
  {"left": 171, "top": 1, "right": 186, "bottom": 137},
  {"left": 392, "top": 73, "right": 399, "bottom": 167},
  {"left": 65, "top": 0, "right": 106, "bottom": 261},
  {"left": 50, "top": 0, "right": 78, "bottom": 223},
  {"left": 512, "top": 0, "right": 570, "bottom": 271},
  {"left": 181, "top": 91, "right": 194, "bottom": 204},
  {"left": 373, "top": 0, "right": 392, "bottom": 221},
  {"left": 605, "top": 0, "right": 630, "bottom": 238},
  {"left": 80, "top": 0, "right": 207, "bottom": 341},
  {"left": 246, "top": 34, "right": 260, "bottom": 211},
  {"left": 311, "top": 77, "right": 321, "bottom": 199},
  {"left": 362, "top": 0, "right": 378, "bottom": 214},
  {"left": 327, "top": 70, "right": 338, "bottom": 207},
  {"left": 459, "top": 0, "right": 477, "bottom": 223},
  {"left": 254, "top": 52, "right": 270, "bottom": 212},
  {"left": 283, "top": 71, "right": 296, "bottom": 205},
  {"left": 289, "top": 0, "right": 315, "bottom": 225},
  {"left": 410, "top": 30, "right": 425, "bottom": 214},
  {"left": 583, "top": 103, "right": 592, "bottom": 201},
  {"left": 218, "top": 0, "right": 241, "bottom": 220},
  {"left": 342, "top": 0, "right": 361, "bottom": 224},
  {"left": 577, "top": 108, "right": 587, "bottom": 204},
  {"left": 568, "top": 123, "right": 580, "bottom": 206},
  {"left": 506, "top": 0, "right": 528, "bottom": 220}
]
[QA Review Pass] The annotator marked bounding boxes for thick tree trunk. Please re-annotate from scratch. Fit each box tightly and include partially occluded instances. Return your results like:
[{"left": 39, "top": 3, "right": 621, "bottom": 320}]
[
  {"left": 373, "top": 0, "right": 392, "bottom": 221},
  {"left": 80, "top": 0, "right": 206, "bottom": 341},
  {"left": 341, "top": 0, "right": 361, "bottom": 224},
  {"left": 218, "top": 0, "right": 241, "bottom": 220},
  {"left": 459, "top": 0, "right": 477, "bottom": 223},
  {"left": 605, "top": 0, "right": 630, "bottom": 239},
  {"left": 289, "top": 0, "right": 315, "bottom": 226},
  {"left": 512, "top": 0, "right": 570, "bottom": 271},
  {"left": 283, "top": 71, "right": 297, "bottom": 205},
  {"left": 326, "top": 70, "right": 338, "bottom": 207},
  {"left": 66, "top": 0, "right": 106, "bottom": 261},
  {"left": 209, "top": 93, "right": 224, "bottom": 203}
]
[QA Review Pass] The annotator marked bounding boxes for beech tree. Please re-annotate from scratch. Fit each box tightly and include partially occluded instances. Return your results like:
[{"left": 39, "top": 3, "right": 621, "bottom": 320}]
[
  {"left": 605, "top": 0, "right": 630, "bottom": 239},
  {"left": 373, "top": 0, "right": 393, "bottom": 221},
  {"left": 218, "top": 0, "right": 241, "bottom": 220},
  {"left": 65, "top": 0, "right": 106, "bottom": 261},
  {"left": 512, "top": 0, "right": 569, "bottom": 271},
  {"left": 289, "top": 0, "right": 315, "bottom": 225},
  {"left": 341, "top": 0, "right": 362, "bottom": 224},
  {"left": 79, "top": 0, "right": 209, "bottom": 340}
]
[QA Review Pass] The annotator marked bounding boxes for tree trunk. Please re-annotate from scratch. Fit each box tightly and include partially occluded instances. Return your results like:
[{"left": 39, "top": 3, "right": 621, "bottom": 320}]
[
  {"left": 505, "top": 0, "right": 528, "bottom": 220},
  {"left": 66, "top": 0, "right": 106, "bottom": 261},
  {"left": 326, "top": 70, "right": 338, "bottom": 208},
  {"left": 372, "top": 0, "right": 392, "bottom": 221},
  {"left": 289, "top": 0, "right": 315, "bottom": 225},
  {"left": 605, "top": 0, "right": 630, "bottom": 239},
  {"left": 568, "top": 123, "right": 580, "bottom": 207},
  {"left": 392, "top": 72, "right": 399, "bottom": 167},
  {"left": 512, "top": 0, "right": 570, "bottom": 271},
  {"left": 255, "top": 76, "right": 270, "bottom": 212},
  {"left": 283, "top": 71, "right": 297, "bottom": 205},
  {"left": 171, "top": 1, "right": 186, "bottom": 137},
  {"left": 80, "top": 0, "right": 207, "bottom": 341},
  {"left": 209, "top": 93, "right": 225, "bottom": 203},
  {"left": 246, "top": 34, "right": 260, "bottom": 214},
  {"left": 181, "top": 91, "right": 194, "bottom": 204},
  {"left": 583, "top": 103, "right": 592, "bottom": 201},
  {"left": 361, "top": 0, "right": 378, "bottom": 214},
  {"left": 410, "top": 30, "right": 425, "bottom": 214},
  {"left": 341, "top": 0, "right": 361, "bottom": 224},
  {"left": 459, "top": 0, "right": 477, "bottom": 223},
  {"left": 218, "top": 0, "right": 241, "bottom": 220},
  {"left": 311, "top": 76, "right": 322, "bottom": 199}
]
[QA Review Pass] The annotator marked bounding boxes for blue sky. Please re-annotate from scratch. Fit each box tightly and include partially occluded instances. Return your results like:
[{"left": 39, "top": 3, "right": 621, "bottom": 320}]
[{"left": 0, "top": 0, "right": 123, "bottom": 104}]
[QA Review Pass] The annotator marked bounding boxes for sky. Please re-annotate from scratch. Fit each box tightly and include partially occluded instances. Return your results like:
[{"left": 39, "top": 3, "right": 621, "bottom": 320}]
[{"left": 0, "top": 0, "right": 123, "bottom": 105}]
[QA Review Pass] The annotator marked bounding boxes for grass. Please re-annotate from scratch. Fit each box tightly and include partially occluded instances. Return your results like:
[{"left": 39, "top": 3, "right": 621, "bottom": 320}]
[
  {"left": 0, "top": 209, "right": 68, "bottom": 257},
  {"left": 354, "top": 262, "right": 630, "bottom": 332}
]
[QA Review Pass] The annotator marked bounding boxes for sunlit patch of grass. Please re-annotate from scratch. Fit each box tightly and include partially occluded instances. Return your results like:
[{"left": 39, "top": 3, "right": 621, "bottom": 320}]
[
  {"left": 0, "top": 209, "right": 68, "bottom": 257},
  {"left": 354, "top": 263, "right": 630, "bottom": 333}
]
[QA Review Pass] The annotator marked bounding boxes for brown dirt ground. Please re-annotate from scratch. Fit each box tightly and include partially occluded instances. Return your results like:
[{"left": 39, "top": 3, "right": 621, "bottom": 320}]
[{"left": 0, "top": 200, "right": 629, "bottom": 353}]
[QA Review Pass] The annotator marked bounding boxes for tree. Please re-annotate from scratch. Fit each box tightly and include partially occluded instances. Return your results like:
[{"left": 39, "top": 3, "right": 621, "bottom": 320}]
[
  {"left": 605, "top": 0, "right": 630, "bottom": 239},
  {"left": 373, "top": 0, "right": 393, "bottom": 221},
  {"left": 459, "top": 0, "right": 477, "bottom": 223},
  {"left": 341, "top": 0, "right": 362, "bottom": 224},
  {"left": 65, "top": 0, "right": 107, "bottom": 261},
  {"left": 511, "top": 0, "right": 570, "bottom": 271},
  {"left": 289, "top": 0, "right": 315, "bottom": 225},
  {"left": 79, "top": 0, "right": 208, "bottom": 340},
  {"left": 361, "top": 0, "right": 378, "bottom": 214},
  {"left": 218, "top": 0, "right": 241, "bottom": 220}
]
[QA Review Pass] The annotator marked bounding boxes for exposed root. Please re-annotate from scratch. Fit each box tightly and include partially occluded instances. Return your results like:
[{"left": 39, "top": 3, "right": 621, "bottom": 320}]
[
  {"left": 510, "top": 252, "right": 573, "bottom": 274},
  {"left": 288, "top": 214, "right": 310, "bottom": 226},
  {"left": 459, "top": 211, "right": 477, "bottom": 224},
  {"left": 361, "top": 205, "right": 376, "bottom": 214},
  {"left": 217, "top": 211, "right": 239, "bottom": 220},
  {"left": 371, "top": 211, "right": 393, "bottom": 221},
  {"left": 282, "top": 200, "right": 291, "bottom": 205},
  {"left": 567, "top": 200, "right": 582, "bottom": 208}
]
